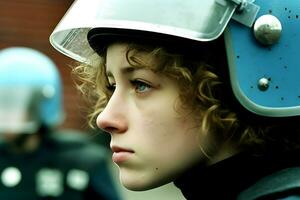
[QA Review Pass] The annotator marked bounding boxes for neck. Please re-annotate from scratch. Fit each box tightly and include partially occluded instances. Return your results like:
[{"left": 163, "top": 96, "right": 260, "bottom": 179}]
[{"left": 206, "top": 142, "right": 241, "bottom": 166}]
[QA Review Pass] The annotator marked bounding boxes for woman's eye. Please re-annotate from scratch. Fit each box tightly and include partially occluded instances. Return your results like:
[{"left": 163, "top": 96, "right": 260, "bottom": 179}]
[{"left": 130, "top": 80, "right": 152, "bottom": 93}]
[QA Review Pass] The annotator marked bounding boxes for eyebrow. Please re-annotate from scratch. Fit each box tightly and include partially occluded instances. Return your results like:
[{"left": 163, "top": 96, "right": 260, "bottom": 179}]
[{"left": 106, "top": 66, "right": 144, "bottom": 78}]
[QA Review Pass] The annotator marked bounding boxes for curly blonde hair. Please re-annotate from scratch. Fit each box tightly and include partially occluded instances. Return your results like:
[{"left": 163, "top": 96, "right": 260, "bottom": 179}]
[{"left": 72, "top": 41, "right": 300, "bottom": 153}]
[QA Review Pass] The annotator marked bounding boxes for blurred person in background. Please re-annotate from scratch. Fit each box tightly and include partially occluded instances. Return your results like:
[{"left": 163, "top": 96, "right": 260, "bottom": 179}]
[{"left": 0, "top": 47, "right": 122, "bottom": 200}]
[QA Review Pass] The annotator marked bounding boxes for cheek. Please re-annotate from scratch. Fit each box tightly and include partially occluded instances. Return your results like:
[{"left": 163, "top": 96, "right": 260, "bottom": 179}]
[
  {"left": 119, "top": 96, "right": 204, "bottom": 190},
  {"left": 134, "top": 105, "right": 202, "bottom": 165},
  {"left": 132, "top": 92, "right": 200, "bottom": 153}
]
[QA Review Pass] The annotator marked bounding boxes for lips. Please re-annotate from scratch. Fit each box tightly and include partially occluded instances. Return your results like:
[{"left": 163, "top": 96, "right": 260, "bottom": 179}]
[
  {"left": 111, "top": 146, "right": 134, "bottom": 163},
  {"left": 111, "top": 146, "right": 134, "bottom": 153}
]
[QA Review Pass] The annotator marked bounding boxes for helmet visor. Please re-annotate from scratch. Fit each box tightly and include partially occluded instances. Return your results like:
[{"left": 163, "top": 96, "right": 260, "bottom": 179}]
[
  {"left": 0, "top": 87, "right": 39, "bottom": 134},
  {"left": 50, "top": 0, "right": 238, "bottom": 63}
]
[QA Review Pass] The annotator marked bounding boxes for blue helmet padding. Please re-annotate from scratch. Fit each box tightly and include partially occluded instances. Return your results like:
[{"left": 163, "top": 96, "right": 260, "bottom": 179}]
[
  {"left": 225, "top": 0, "right": 300, "bottom": 117},
  {"left": 0, "top": 47, "right": 64, "bottom": 128}
]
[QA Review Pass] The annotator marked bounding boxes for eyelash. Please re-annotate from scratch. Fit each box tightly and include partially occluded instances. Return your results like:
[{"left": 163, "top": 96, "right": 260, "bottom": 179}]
[
  {"left": 130, "top": 80, "right": 152, "bottom": 93},
  {"left": 106, "top": 79, "right": 152, "bottom": 94}
]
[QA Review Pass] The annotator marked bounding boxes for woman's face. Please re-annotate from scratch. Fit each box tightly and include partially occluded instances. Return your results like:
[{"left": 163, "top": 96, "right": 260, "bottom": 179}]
[{"left": 97, "top": 43, "right": 205, "bottom": 191}]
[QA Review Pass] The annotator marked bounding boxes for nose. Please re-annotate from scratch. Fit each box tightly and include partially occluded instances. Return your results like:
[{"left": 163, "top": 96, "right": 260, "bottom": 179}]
[{"left": 96, "top": 93, "right": 128, "bottom": 134}]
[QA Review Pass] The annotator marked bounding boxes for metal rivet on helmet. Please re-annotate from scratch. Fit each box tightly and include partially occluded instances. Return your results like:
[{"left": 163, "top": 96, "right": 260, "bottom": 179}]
[{"left": 253, "top": 14, "right": 282, "bottom": 45}]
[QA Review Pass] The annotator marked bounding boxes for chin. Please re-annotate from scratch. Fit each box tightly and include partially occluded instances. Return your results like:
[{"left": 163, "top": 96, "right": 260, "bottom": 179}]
[
  {"left": 122, "top": 182, "right": 166, "bottom": 191},
  {"left": 119, "top": 173, "right": 169, "bottom": 191},
  {"left": 121, "top": 179, "right": 158, "bottom": 191}
]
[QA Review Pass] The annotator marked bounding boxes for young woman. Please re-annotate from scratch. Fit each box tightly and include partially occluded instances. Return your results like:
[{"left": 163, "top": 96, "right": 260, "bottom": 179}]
[{"left": 50, "top": 0, "right": 300, "bottom": 199}]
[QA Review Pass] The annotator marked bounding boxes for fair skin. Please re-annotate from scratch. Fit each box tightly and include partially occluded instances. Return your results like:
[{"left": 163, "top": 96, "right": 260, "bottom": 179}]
[{"left": 96, "top": 43, "right": 231, "bottom": 191}]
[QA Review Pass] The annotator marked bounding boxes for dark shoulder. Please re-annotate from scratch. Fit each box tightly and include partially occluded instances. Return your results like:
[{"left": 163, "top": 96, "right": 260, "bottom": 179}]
[
  {"left": 0, "top": 138, "right": 7, "bottom": 154},
  {"left": 238, "top": 167, "right": 300, "bottom": 200}
]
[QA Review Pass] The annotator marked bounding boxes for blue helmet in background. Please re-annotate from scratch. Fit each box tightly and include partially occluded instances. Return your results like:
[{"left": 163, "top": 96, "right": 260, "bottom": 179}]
[
  {"left": 49, "top": 0, "right": 300, "bottom": 117},
  {"left": 0, "top": 47, "right": 64, "bottom": 133}
]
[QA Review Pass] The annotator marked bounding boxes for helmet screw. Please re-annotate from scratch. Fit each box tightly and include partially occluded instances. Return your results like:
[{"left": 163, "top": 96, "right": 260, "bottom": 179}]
[
  {"left": 253, "top": 14, "right": 282, "bottom": 45},
  {"left": 258, "top": 77, "right": 270, "bottom": 91}
]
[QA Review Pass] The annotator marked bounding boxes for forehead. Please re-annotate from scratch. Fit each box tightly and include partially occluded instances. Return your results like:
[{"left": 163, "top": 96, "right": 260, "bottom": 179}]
[
  {"left": 106, "top": 43, "right": 130, "bottom": 70},
  {"left": 106, "top": 43, "right": 157, "bottom": 70},
  {"left": 107, "top": 43, "right": 128, "bottom": 57}
]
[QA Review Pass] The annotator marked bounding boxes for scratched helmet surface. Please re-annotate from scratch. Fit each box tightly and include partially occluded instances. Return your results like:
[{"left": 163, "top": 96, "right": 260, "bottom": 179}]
[
  {"left": 0, "top": 47, "right": 64, "bottom": 133},
  {"left": 49, "top": 0, "right": 300, "bottom": 117}
]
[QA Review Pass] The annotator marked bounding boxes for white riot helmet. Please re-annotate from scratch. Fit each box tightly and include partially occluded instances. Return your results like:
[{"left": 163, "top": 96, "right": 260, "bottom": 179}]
[{"left": 50, "top": 0, "right": 300, "bottom": 117}]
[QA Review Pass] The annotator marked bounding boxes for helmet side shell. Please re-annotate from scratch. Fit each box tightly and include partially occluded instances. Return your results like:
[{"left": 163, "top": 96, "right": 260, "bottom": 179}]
[{"left": 225, "top": 0, "right": 300, "bottom": 116}]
